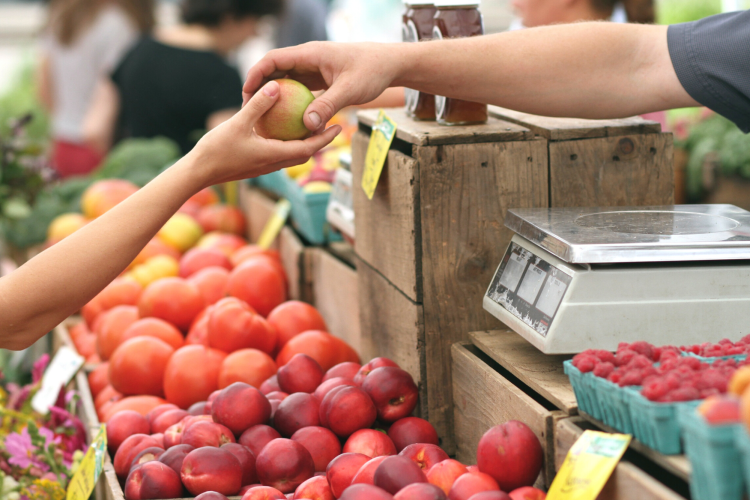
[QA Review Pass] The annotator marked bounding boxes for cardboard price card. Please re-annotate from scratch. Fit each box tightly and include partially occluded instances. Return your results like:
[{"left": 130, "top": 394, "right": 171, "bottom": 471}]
[
  {"left": 257, "top": 199, "right": 291, "bottom": 249},
  {"left": 66, "top": 426, "right": 107, "bottom": 500},
  {"left": 547, "top": 430, "right": 631, "bottom": 500},
  {"left": 361, "top": 110, "right": 397, "bottom": 200},
  {"left": 31, "top": 346, "right": 84, "bottom": 414}
]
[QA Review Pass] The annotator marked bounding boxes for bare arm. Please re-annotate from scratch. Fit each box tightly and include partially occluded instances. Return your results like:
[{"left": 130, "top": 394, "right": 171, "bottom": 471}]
[
  {"left": 244, "top": 22, "right": 698, "bottom": 131},
  {"left": 206, "top": 109, "right": 238, "bottom": 131},
  {"left": 82, "top": 78, "right": 121, "bottom": 153},
  {"left": 0, "top": 81, "right": 341, "bottom": 350},
  {"left": 37, "top": 54, "right": 54, "bottom": 112}
]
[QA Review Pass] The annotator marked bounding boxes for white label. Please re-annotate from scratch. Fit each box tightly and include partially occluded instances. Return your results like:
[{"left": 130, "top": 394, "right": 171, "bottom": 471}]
[
  {"left": 499, "top": 252, "right": 527, "bottom": 292},
  {"left": 536, "top": 276, "right": 568, "bottom": 318},
  {"left": 517, "top": 265, "right": 546, "bottom": 304},
  {"left": 326, "top": 169, "right": 355, "bottom": 238},
  {"left": 31, "top": 346, "right": 85, "bottom": 414}
]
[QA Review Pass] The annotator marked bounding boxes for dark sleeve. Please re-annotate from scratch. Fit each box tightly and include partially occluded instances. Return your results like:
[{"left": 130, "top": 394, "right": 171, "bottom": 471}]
[
  {"left": 668, "top": 11, "right": 750, "bottom": 133},
  {"left": 203, "top": 62, "right": 243, "bottom": 114}
]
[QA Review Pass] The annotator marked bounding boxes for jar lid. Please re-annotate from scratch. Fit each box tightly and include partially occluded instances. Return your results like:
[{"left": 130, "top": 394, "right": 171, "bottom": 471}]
[{"left": 433, "top": 0, "right": 480, "bottom": 6}]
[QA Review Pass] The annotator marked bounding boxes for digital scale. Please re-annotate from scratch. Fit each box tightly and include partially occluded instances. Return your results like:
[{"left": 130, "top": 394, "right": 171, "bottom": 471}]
[{"left": 483, "top": 205, "right": 750, "bottom": 354}]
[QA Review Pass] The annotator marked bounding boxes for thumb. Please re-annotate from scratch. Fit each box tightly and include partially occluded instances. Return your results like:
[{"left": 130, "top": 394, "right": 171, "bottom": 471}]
[
  {"left": 240, "top": 80, "right": 280, "bottom": 125},
  {"left": 303, "top": 84, "right": 352, "bottom": 131}
]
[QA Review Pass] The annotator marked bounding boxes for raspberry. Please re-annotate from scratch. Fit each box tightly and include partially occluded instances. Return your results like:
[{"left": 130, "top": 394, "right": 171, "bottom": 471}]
[
  {"left": 680, "top": 357, "right": 702, "bottom": 370},
  {"left": 618, "top": 370, "right": 643, "bottom": 387},
  {"left": 719, "top": 338, "right": 734, "bottom": 345},
  {"left": 629, "top": 341, "right": 656, "bottom": 360},
  {"left": 700, "top": 388, "right": 720, "bottom": 399},
  {"left": 642, "top": 379, "right": 669, "bottom": 401},
  {"left": 572, "top": 354, "right": 598, "bottom": 373},
  {"left": 592, "top": 350, "right": 615, "bottom": 364},
  {"left": 615, "top": 349, "right": 637, "bottom": 367},
  {"left": 727, "top": 346, "right": 745, "bottom": 355},
  {"left": 593, "top": 362, "right": 615, "bottom": 378},
  {"left": 625, "top": 354, "right": 653, "bottom": 371},
  {"left": 662, "top": 387, "right": 701, "bottom": 402},
  {"left": 607, "top": 371, "right": 622, "bottom": 384}
]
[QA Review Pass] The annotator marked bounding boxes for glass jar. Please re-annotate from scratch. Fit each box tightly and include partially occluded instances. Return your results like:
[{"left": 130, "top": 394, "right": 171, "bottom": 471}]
[
  {"left": 403, "top": 2, "right": 438, "bottom": 120},
  {"left": 433, "top": 0, "right": 488, "bottom": 125}
]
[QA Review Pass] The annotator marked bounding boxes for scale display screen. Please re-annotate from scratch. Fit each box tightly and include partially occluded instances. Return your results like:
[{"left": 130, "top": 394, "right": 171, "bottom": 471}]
[{"left": 487, "top": 242, "right": 572, "bottom": 337}]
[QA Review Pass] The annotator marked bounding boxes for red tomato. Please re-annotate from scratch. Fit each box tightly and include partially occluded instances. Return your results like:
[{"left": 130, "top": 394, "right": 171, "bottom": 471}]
[
  {"left": 188, "top": 266, "right": 230, "bottom": 305},
  {"left": 276, "top": 330, "right": 360, "bottom": 371},
  {"left": 218, "top": 349, "right": 277, "bottom": 389},
  {"left": 88, "top": 362, "right": 110, "bottom": 398},
  {"left": 101, "top": 396, "right": 169, "bottom": 422},
  {"left": 163, "top": 345, "right": 227, "bottom": 409},
  {"left": 96, "top": 306, "right": 139, "bottom": 361},
  {"left": 109, "top": 337, "right": 175, "bottom": 397},
  {"left": 225, "top": 258, "right": 286, "bottom": 317},
  {"left": 138, "top": 278, "right": 205, "bottom": 332},
  {"left": 267, "top": 301, "right": 328, "bottom": 352},
  {"left": 207, "top": 297, "right": 277, "bottom": 354}
]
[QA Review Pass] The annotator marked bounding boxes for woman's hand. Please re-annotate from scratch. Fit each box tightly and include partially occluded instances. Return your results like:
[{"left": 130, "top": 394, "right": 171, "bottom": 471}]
[{"left": 243, "top": 42, "right": 403, "bottom": 133}]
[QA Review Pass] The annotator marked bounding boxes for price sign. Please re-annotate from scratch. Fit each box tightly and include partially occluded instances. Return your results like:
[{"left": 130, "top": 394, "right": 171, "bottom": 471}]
[
  {"left": 326, "top": 168, "right": 355, "bottom": 239},
  {"left": 361, "top": 110, "right": 397, "bottom": 200},
  {"left": 66, "top": 426, "right": 107, "bottom": 500},
  {"left": 31, "top": 346, "right": 84, "bottom": 414},
  {"left": 257, "top": 199, "right": 291, "bottom": 249},
  {"left": 547, "top": 430, "right": 631, "bottom": 500}
]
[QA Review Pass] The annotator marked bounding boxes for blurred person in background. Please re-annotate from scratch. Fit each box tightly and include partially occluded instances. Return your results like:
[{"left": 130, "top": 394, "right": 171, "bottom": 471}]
[
  {"left": 38, "top": 0, "right": 154, "bottom": 178},
  {"left": 84, "top": 0, "right": 282, "bottom": 156},
  {"left": 276, "top": 0, "right": 327, "bottom": 48}
]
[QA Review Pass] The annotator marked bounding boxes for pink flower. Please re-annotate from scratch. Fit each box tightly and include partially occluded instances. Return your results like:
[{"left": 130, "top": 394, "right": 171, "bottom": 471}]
[
  {"left": 31, "top": 354, "right": 50, "bottom": 384},
  {"left": 4, "top": 429, "right": 49, "bottom": 473}
]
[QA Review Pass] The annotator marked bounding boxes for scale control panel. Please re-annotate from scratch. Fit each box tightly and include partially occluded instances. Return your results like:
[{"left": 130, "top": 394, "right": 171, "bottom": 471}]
[{"left": 485, "top": 240, "right": 573, "bottom": 337}]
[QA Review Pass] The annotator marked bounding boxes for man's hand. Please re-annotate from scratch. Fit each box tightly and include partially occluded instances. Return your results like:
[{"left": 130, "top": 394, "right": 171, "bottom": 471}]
[{"left": 243, "top": 42, "right": 402, "bottom": 132}]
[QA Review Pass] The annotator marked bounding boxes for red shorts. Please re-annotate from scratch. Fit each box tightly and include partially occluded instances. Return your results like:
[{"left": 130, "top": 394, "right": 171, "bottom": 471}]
[{"left": 52, "top": 140, "right": 103, "bottom": 178}]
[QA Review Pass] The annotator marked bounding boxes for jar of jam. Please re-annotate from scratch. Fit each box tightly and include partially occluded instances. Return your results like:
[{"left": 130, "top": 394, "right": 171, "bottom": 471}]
[
  {"left": 403, "top": 2, "right": 437, "bottom": 120},
  {"left": 433, "top": 0, "right": 488, "bottom": 125}
]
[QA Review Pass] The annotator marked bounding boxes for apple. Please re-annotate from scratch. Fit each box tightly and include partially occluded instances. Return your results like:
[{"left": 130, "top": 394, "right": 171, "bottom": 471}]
[
  {"left": 324, "top": 362, "right": 362, "bottom": 382},
  {"left": 255, "top": 79, "right": 315, "bottom": 141},
  {"left": 400, "top": 444, "right": 449, "bottom": 471},
  {"left": 509, "top": 487, "right": 546, "bottom": 500},
  {"left": 344, "top": 429, "right": 397, "bottom": 458},
  {"left": 354, "top": 358, "right": 399, "bottom": 386},
  {"left": 240, "top": 425, "right": 282, "bottom": 458},
  {"left": 326, "top": 453, "right": 370, "bottom": 498},
  {"left": 188, "top": 401, "right": 209, "bottom": 416},
  {"left": 394, "top": 483, "right": 448, "bottom": 500},
  {"left": 339, "top": 484, "right": 395, "bottom": 500},
  {"left": 151, "top": 409, "right": 189, "bottom": 434},
  {"left": 448, "top": 472, "right": 499, "bottom": 500},
  {"left": 388, "top": 417, "right": 439, "bottom": 452},
  {"left": 274, "top": 393, "right": 321, "bottom": 437},
  {"left": 124, "top": 461, "right": 183, "bottom": 499},
  {"left": 195, "top": 492, "right": 230, "bottom": 500},
  {"left": 130, "top": 447, "right": 165, "bottom": 471},
  {"left": 427, "top": 459, "right": 468, "bottom": 495},
  {"left": 241, "top": 485, "right": 287, "bottom": 499},
  {"left": 181, "top": 447, "right": 243, "bottom": 496},
  {"left": 468, "top": 493, "right": 512, "bottom": 500},
  {"left": 314, "top": 377, "right": 358, "bottom": 401},
  {"left": 256, "top": 438, "right": 315, "bottom": 493},
  {"left": 181, "top": 421, "right": 236, "bottom": 448},
  {"left": 158, "top": 444, "right": 194, "bottom": 475},
  {"left": 373, "top": 456, "right": 427, "bottom": 494},
  {"left": 293, "top": 475, "right": 334, "bottom": 500},
  {"left": 114, "top": 434, "right": 160, "bottom": 479},
  {"left": 222, "top": 443, "right": 259, "bottom": 486},
  {"left": 362, "top": 367, "right": 419, "bottom": 423},
  {"left": 291, "top": 426, "right": 341, "bottom": 472},
  {"left": 277, "top": 354, "right": 324, "bottom": 394},
  {"left": 261, "top": 375, "right": 281, "bottom": 395},
  {"left": 213, "top": 382, "right": 272, "bottom": 435},
  {"left": 107, "top": 410, "right": 149, "bottom": 453},
  {"left": 351, "top": 456, "right": 388, "bottom": 485},
  {"left": 322, "top": 386, "right": 377, "bottom": 437},
  {"left": 476, "top": 422, "right": 543, "bottom": 492}
]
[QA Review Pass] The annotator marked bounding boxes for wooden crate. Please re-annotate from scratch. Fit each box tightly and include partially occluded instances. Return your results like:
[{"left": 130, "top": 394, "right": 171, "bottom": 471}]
[{"left": 352, "top": 108, "right": 674, "bottom": 452}]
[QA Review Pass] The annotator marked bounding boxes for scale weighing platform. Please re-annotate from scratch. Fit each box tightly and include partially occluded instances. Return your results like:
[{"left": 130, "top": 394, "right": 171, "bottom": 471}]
[{"left": 483, "top": 205, "right": 750, "bottom": 354}]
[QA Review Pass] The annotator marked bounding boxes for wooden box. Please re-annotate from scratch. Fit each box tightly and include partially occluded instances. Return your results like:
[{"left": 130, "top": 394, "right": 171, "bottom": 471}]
[{"left": 352, "top": 108, "right": 674, "bottom": 452}]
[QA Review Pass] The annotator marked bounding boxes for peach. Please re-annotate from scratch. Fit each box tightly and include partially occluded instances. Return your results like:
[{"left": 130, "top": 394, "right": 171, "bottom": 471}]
[
  {"left": 256, "top": 438, "right": 315, "bottom": 493},
  {"left": 130, "top": 447, "right": 165, "bottom": 471},
  {"left": 151, "top": 409, "right": 190, "bottom": 434},
  {"left": 466, "top": 466, "right": 479, "bottom": 474},
  {"left": 197, "top": 204, "right": 247, "bottom": 235},
  {"left": 150, "top": 433, "right": 164, "bottom": 448},
  {"left": 698, "top": 395, "right": 741, "bottom": 424},
  {"left": 509, "top": 487, "right": 545, "bottom": 500},
  {"left": 241, "top": 486, "right": 287, "bottom": 500},
  {"left": 82, "top": 179, "right": 139, "bottom": 219},
  {"left": 344, "top": 429, "right": 397, "bottom": 458},
  {"left": 163, "top": 421, "right": 186, "bottom": 448},
  {"left": 261, "top": 375, "right": 281, "bottom": 394},
  {"left": 274, "top": 393, "right": 320, "bottom": 437},
  {"left": 107, "top": 410, "right": 149, "bottom": 453},
  {"left": 339, "top": 484, "right": 394, "bottom": 500},
  {"left": 47, "top": 213, "right": 88, "bottom": 244},
  {"left": 195, "top": 493, "right": 230, "bottom": 500},
  {"left": 182, "top": 447, "right": 243, "bottom": 496},
  {"left": 388, "top": 417, "right": 439, "bottom": 452},
  {"left": 324, "top": 362, "right": 362, "bottom": 382},
  {"left": 222, "top": 443, "right": 258, "bottom": 486},
  {"left": 189, "top": 266, "right": 230, "bottom": 305},
  {"left": 729, "top": 366, "right": 750, "bottom": 396},
  {"left": 266, "top": 391, "right": 289, "bottom": 401},
  {"left": 213, "top": 382, "right": 273, "bottom": 435},
  {"left": 400, "top": 444, "right": 449, "bottom": 472},
  {"left": 427, "top": 460, "right": 468, "bottom": 495},
  {"left": 448, "top": 472, "right": 499, "bottom": 500},
  {"left": 354, "top": 358, "right": 399, "bottom": 386},
  {"left": 158, "top": 444, "right": 194, "bottom": 474},
  {"left": 277, "top": 354, "right": 324, "bottom": 394},
  {"left": 240, "top": 425, "right": 282, "bottom": 458},
  {"left": 188, "top": 401, "right": 209, "bottom": 415},
  {"left": 114, "top": 434, "right": 160, "bottom": 479},
  {"left": 467, "top": 493, "right": 511, "bottom": 500},
  {"left": 314, "top": 377, "right": 357, "bottom": 401},
  {"left": 326, "top": 453, "right": 370, "bottom": 498},
  {"left": 180, "top": 247, "right": 232, "bottom": 278},
  {"left": 291, "top": 426, "right": 341, "bottom": 472},
  {"left": 351, "top": 456, "right": 388, "bottom": 485},
  {"left": 124, "top": 461, "right": 183, "bottom": 500},
  {"left": 182, "top": 421, "right": 236, "bottom": 448},
  {"left": 255, "top": 79, "right": 315, "bottom": 141},
  {"left": 373, "top": 456, "right": 427, "bottom": 494},
  {"left": 362, "top": 367, "right": 419, "bottom": 423},
  {"left": 476, "top": 422, "right": 542, "bottom": 492},
  {"left": 293, "top": 475, "right": 334, "bottom": 500},
  {"left": 208, "top": 297, "right": 277, "bottom": 354},
  {"left": 322, "top": 386, "right": 377, "bottom": 437},
  {"left": 394, "top": 483, "right": 448, "bottom": 500}
]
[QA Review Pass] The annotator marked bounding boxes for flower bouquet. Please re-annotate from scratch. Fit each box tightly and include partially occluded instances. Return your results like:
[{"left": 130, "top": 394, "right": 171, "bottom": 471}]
[{"left": 0, "top": 355, "right": 88, "bottom": 500}]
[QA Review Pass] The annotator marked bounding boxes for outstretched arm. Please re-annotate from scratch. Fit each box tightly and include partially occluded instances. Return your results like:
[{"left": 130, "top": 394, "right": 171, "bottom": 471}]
[
  {"left": 0, "top": 81, "right": 341, "bottom": 350},
  {"left": 244, "top": 22, "right": 698, "bottom": 132}
]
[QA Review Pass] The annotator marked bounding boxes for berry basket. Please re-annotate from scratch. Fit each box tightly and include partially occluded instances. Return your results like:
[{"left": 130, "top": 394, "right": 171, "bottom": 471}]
[
  {"left": 680, "top": 406, "right": 744, "bottom": 500},
  {"left": 563, "top": 360, "right": 603, "bottom": 420},
  {"left": 593, "top": 376, "right": 636, "bottom": 434},
  {"left": 683, "top": 352, "right": 748, "bottom": 363},
  {"left": 627, "top": 390, "right": 699, "bottom": 455},
  {"left": 253, "top": 170, "right": 289, "bottom": 197},
  {"left": 736, "top": 426, "right": 750, "bottom": 499}
]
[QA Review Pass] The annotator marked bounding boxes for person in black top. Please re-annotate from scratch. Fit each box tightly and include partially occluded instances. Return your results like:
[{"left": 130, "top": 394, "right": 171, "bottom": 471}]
[{"left": 84, "top": 0, "right": 283, "bottom": 155}]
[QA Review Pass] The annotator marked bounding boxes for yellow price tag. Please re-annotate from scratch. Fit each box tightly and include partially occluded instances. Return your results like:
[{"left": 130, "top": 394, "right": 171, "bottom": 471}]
[
  {"left": 361, "top": 110, "right": 397, "bottom": 200},
  {"left": 257, "top": 199, "right": 291, "bottom": 249},
  {"left": 66, "top": 426, "right": 107, "bottom": 500},
  {"left": 547, "top": 430, "right": 631, "bottom": 500}
]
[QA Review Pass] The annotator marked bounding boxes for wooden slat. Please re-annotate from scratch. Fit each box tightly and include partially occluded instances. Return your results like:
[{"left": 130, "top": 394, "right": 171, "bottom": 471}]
[
  {"left": 452, "top": 343, "right": 561, "bottom": 488},
  {"left": 417, "top": 138, "right": 549, "bottom": 453},
  {"left": 352, "top": 131, "right": 421, "bottom": 301},
  {"left": 239, "top": 185, "right": 280, "bottom": 248},
  {"left": 489, "top": 106, "right": 662, "bottom": 141},
  {"left": 555, "top": 418, "right": 688, "bottom": 500},
  {"left": 278, "top": 226, "right": 305, "bottom": 301},
  {"left": 310, "top": 249, "right": 361, "bottom": 355},
  {"left": 357, "top": 108, "right": 534, "bottom": 146},
  {"left": 469, "top": 330, "right": 577, "bottom": 414},
  {"left": 357, "top": 259, "right": 425, "bottom": 417},
  {"left": 549, "top": 133, "right": 675, "bottom": 207}
]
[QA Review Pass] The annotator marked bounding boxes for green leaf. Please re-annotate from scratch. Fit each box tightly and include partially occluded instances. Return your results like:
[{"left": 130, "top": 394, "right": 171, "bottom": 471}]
[{"left": 2, "top": 198, "right": 32, "bottom": 220}]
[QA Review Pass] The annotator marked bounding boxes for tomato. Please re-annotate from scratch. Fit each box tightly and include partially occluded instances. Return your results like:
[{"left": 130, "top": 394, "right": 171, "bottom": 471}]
[
  {"left": 230, "top": 245, "right": 282, "bottom": 268},
  {"left": 68, "top": 322, "right": 91, "bottom": 343},
  {"left": 130, "top": 238, "right": 182, "bottom": 269},
  {"left": 120, "top": 318, "right": 185, "bottom": 350},
  {"left": 138, "top": 277, "right": 205, "bottom": 332},
  {"left": 96, "top": 305, "right": 140, "bottom": 361},
  {"left": 81, "top": 297, "right": 105, "bottom": 328},
  {"left": 109, "top": 337, "right": 175, "bottom": 397},
  {"left": 186, "top": 308, "right": 211, "bottom": 346},
  {"left": 267, "top": 301, "right": 328, "bottom": 352},
  {"left": 101, "top": 395, "right": 169, "bottom": 422},
  {"left": 226, "top": 258, "right": 287, "bottom": 317},
  {"left": 207, "top": 297, "right": 276, "bottom": 354},
  {"left": 188, "top": 266, "right": 229, "bottom": 305},
  {"left": 74, "top": 333, "right": 98, "bottom": 358},
  {"left": 88, "top": 362, "right": 110, "bottom": 398},
  {"left": 188, "top": 187, "right": 220, "bottom": 207},
  {"left": 95, "top": 385, "right": 123, "bottom": 410},
  {"left": 276, "top": 330, "right": 360, "bottom": 371},
  {"left": 163, "top": 345, "right": 227, "bottom": 409},
  {"left": 179, "top": 248, "right": 232, "bottom": 278},
  {"left": 218, "top": 349, "right": 277, "bottom": 389},
  {"left": 97, "top": 278, "right": 143, "bottom": 310}
]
